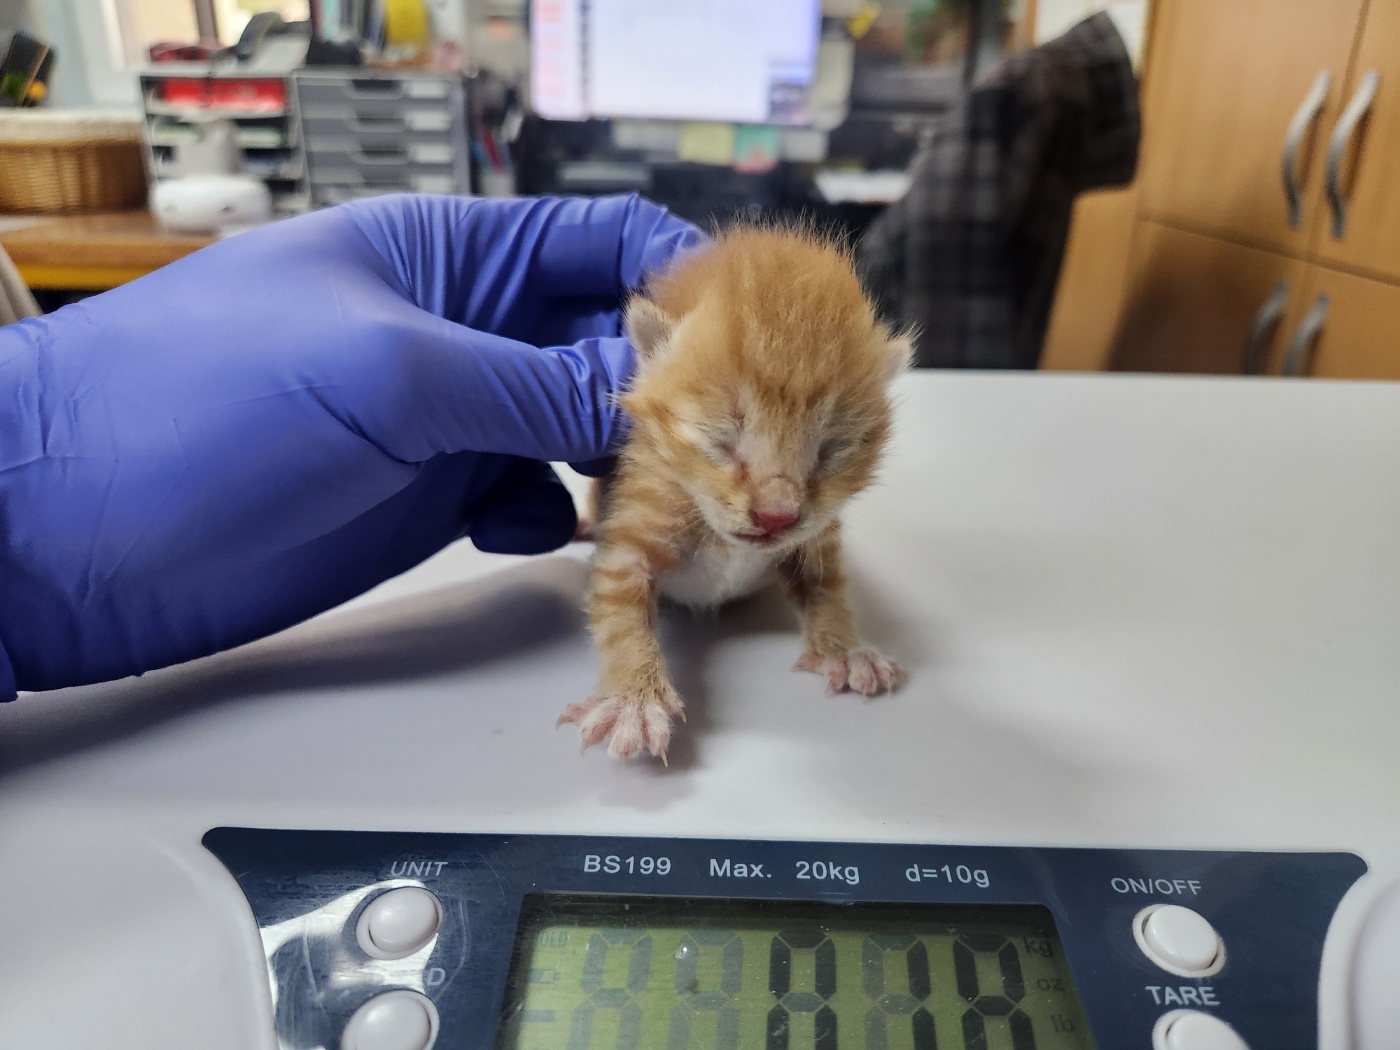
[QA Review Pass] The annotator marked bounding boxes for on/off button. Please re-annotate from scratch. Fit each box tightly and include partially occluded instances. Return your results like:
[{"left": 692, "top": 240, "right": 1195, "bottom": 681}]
[{"left": 1133, "top": 904, "right": 1225, "bottom": 977}]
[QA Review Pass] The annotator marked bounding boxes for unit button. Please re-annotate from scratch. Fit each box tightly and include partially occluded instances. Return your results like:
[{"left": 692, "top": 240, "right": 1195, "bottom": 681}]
[
  {"left": 341, "top": 990, "right": 440, "bottom": 1050},
  {"left": 356, "top": 887, "right": 443, "bottom": 960},
  {"left": 1134, "top": 904, "right": 1225, "bottom": 976},
  {"left": 1152, "top": 1010, "right": 1249, "bottom": 1050}
]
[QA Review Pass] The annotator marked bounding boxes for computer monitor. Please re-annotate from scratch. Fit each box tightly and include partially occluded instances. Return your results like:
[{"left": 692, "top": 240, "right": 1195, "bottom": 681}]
[{"left": 530, "top": 0, "right": 823, "bottom": 125}]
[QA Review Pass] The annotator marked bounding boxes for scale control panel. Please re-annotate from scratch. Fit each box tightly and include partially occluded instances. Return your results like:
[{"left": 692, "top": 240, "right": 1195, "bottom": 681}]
[{"left": 203, "top": 829, "right": 1365, "bottom": 1050}]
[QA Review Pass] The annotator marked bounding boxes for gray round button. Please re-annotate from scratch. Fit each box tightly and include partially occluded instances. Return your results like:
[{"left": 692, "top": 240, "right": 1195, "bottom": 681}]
[
  {"left": 356, "top": 887, "right": 442, "bottom": 960},
  {"left": 341, "top": 990, "right": 439, "bottom": 1050}
]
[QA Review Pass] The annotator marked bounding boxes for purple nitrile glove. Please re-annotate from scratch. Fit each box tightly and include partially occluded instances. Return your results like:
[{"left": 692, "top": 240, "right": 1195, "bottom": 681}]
[{"left": 0, "top": 193, "right": 705, "bottom": 699}]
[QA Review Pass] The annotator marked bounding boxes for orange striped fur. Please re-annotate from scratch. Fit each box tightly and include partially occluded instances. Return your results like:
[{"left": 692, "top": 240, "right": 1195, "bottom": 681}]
[{"left": 558, "top": 224, "right": 911, "bottom": 761}]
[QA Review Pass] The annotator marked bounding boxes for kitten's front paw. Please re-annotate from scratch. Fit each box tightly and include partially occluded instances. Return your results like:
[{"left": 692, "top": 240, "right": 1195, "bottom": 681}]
[
  {"left": 795, "top": 647, "right": 905, "bottom": 697},
  {"left": 557, "top": 686, "right": 685, "bottom": 762}
]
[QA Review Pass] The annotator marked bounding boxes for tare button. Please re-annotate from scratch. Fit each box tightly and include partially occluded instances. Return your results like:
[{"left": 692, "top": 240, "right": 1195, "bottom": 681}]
[
  {"left": 1152, "top": 1010, "right": 1249, "bottom": 1050},
  {"left": 1134, "top": 904, "right": 1225, "bottom": 977}
]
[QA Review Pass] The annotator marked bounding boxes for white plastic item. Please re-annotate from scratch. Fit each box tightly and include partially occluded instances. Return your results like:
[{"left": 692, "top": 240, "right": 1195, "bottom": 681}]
[
  {"left": 177, "top": 117, "right": 245, "bottom": 177},
  {"left": 152, "top": 174, "right": 273, "bottom": 233},
  {"left": 1351, "top": 878, "right": 1400, "bottom": 1048},
  {"left": 1153, "top": 1010, "right": 1250, "bottom": 1050}
]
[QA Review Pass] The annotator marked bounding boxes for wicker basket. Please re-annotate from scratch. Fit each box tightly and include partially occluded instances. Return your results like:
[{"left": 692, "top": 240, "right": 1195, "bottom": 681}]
[{"left": 0, "top": 110, "right": 147, "bottom": 214}]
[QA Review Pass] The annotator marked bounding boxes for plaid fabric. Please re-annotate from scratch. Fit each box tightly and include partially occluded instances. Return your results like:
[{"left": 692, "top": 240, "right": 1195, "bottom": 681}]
[{"left": 857, "top": 12, "right": 1140, "bottom": 369}]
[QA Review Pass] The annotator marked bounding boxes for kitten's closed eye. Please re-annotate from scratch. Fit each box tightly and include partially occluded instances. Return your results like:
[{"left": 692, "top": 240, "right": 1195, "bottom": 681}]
[
  {"left": 686, "top": 420, "right": 741, "bottom": 463},
  {"left": 816, "top": 436, "right": 854, "bottom": 472}
]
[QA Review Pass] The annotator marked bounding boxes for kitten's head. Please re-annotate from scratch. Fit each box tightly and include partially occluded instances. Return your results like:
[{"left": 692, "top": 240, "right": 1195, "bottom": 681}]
[{"left": 621, "top": 224, "right": 910, "bottom": 551}]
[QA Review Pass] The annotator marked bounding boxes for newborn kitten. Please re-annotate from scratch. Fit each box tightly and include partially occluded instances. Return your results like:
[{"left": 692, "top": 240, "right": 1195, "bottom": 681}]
[{"left": 558, "top": 224, "right": 911, "bottom": 761}]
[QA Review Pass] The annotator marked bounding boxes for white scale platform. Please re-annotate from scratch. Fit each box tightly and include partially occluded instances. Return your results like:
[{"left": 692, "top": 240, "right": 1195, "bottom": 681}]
[{"left": 2, "top": 373, "right": 1399, "bottom": 1048}]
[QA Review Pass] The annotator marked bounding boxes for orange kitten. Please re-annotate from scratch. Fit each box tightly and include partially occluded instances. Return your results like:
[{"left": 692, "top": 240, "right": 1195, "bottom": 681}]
[{"left": 558, "top": 224, "right": 911, "bottom": 761}]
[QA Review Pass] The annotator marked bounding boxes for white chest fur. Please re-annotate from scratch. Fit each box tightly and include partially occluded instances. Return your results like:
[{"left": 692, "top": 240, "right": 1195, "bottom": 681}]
[{"left": 657, "top": 539, "right": 779, "bottom": 608}]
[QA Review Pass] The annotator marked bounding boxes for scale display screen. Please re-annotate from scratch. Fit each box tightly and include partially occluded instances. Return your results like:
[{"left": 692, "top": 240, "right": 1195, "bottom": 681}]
[{"left": 498, "top": 895, "right": 1095, "bottom": 1049}]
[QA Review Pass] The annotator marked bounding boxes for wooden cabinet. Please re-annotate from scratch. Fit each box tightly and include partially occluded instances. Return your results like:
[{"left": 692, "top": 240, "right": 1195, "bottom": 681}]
[
  {"left": 1139, "top": 0, "right": 1363, "bottom": 255},
  {"left": 1270, "top": 266, "right": 1400, "bottom": 378},
  {"left": 1040, "top": 187, "right": 1141, "bottom": 371},
  {"left": 1310, "top": 0, "right": 1400, "bottom": 284},
  {"left": 1114, "top": 221, "right": 1304, "bottom": 374},
  {"left": 1049, "top": 0, "right": 1400, "bottom": 380}
]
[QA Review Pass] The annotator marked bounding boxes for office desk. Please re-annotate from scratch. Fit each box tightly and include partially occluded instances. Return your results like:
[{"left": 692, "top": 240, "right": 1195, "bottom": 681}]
[{"left": 0, "top": 210, "right": 214, "bottom": 290}]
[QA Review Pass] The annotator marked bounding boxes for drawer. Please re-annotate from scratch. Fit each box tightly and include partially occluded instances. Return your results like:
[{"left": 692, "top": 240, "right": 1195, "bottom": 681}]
[
  {"left": 300, "top": 110, "right": 455, "bottom": 140},
  {"left": 297, "top": 99, "right": 454, "bottom": 130},
  {"left": 294, "top": 74, "right": 454, "bottom": 104},
  {"left": 308, "top": 166, "right": 464, "bottom": 196},
  {"left": 305, "top": 140, "right": 462, "bottom": 169}
]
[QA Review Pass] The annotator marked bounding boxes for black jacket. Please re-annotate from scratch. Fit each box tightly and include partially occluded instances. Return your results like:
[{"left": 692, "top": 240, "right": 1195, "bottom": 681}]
[{"left": 857, "top": 12, "right": 1140, "bottom": 369}]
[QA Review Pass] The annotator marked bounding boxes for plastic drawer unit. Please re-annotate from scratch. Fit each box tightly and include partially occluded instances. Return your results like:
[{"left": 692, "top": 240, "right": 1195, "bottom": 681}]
[{"left": 292, "top": 70, "right": 470, "bottom": 207}]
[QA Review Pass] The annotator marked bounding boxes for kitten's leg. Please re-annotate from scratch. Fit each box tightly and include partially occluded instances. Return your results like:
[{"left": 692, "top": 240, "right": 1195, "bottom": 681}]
[
  {"left": 559, "top": 515, "right": 684, "bottom": 761},
  {"left": 782, "top": 525, "right": 904, "bottom": 697}
]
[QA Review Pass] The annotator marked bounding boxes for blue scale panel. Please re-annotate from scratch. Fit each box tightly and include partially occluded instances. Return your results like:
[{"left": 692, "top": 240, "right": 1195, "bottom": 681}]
[{"left": 203, "top": 828, "right": 1365, "bottom": 1050}]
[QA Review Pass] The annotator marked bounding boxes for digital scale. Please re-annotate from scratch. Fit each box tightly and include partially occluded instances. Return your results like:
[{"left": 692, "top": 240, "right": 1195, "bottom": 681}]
[{"left": 3, "top": 373, "right": 1400, "bottom": 1050}]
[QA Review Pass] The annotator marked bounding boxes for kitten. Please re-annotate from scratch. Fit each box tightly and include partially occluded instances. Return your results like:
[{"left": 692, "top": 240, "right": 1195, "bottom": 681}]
[{"left": 558, "top": 224, "right": 911, "bottom": 761}]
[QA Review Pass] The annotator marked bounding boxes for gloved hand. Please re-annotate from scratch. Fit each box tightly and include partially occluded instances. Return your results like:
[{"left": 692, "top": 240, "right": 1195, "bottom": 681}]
[{"left": 0, "top": 193, "right": 704, "bottom": 700}]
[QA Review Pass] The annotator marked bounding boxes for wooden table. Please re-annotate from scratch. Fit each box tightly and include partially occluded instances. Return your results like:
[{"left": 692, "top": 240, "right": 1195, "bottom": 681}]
[{"left": 0, "top": 210, "right": 215, "bottom": 290}]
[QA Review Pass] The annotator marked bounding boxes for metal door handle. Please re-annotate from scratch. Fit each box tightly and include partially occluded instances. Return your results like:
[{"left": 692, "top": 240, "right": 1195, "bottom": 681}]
[
  {"left": 1282, "top": 294, "right": 1330, "bottom": 376},
  {"left": 1326, "top": 70, "right": 1380, "bottom": 238},
  {"left": 1242, "top": 281, "right": 1290, "bottom": 374},
  {"left": 1282, "top": 70, "right": 1331, "bottom": 228}
]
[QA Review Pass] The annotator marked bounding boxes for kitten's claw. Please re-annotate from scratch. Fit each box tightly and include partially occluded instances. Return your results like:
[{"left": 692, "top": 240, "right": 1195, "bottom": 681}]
[
  {"left": 795, "top": 647, "right": 905, "bottom": 697},
  {"left": 557, "top": 687, "right": 684, "bottom": 761}
]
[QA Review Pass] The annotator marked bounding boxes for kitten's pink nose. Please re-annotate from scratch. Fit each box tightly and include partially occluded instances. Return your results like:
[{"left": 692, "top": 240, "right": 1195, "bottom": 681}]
[{"left": 750, "top": 507, "right": 799, "bottom": 536}]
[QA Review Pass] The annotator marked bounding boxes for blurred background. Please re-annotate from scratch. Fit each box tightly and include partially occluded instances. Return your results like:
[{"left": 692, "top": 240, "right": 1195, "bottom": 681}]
[{"left": 0, "top": 0, "right": 1395, "bottom": 378}]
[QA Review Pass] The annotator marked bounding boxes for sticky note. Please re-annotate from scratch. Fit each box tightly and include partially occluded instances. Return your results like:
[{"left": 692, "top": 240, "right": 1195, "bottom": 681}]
[
  {"left": 779, "top": 127, "right": 827, "bottom": 163},
  {"left": 612, "top": 120, "right": 682, "bottom": 152},
  {"left": 678, "top": 122, "right": 736, "bottom": 165},
  {"left": 733, "top": 124, "right": 781, "bottom": 173}
]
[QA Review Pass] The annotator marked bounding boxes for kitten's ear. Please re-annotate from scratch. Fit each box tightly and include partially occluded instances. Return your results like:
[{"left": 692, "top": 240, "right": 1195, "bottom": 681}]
[
  {"left": 625, "top": 297, "right": 677, "bottom": 360},
  {"left": 877, "top": 328, "right": 915, "bottom": 383}
]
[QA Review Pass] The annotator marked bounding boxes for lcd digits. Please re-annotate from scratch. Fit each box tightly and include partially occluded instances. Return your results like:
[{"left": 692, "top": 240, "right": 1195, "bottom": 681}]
[{"left": 497, "top": 898, "right": 1095, "bottom": 1050}]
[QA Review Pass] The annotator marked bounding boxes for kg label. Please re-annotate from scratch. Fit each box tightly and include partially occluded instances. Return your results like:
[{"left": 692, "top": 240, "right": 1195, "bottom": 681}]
[{"left": 796, "top": 860, "right": 859, "bottom": 885}]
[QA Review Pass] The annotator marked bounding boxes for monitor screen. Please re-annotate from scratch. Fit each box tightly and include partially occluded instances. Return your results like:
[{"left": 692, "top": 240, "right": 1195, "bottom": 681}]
[{"left": 531, "top": 0, "right": 823, "bottom": 125}]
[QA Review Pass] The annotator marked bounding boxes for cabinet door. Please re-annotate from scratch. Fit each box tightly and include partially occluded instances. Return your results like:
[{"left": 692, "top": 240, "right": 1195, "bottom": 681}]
[
  {"left": 1138, "top": 0, "right": 1365, "bottom": 255},
  {"left": 1310, "top": 0, "right": 1400, "bottom": 283},
  {"left": 1041, "top": 186, "right": 1140, "bottom": 371},
  {"left": 1113, "top": 220, "right": 1305, "bottom": 374},
  {"left": 1274, "top": 265, "right": 1400, "bottom": 379}
]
